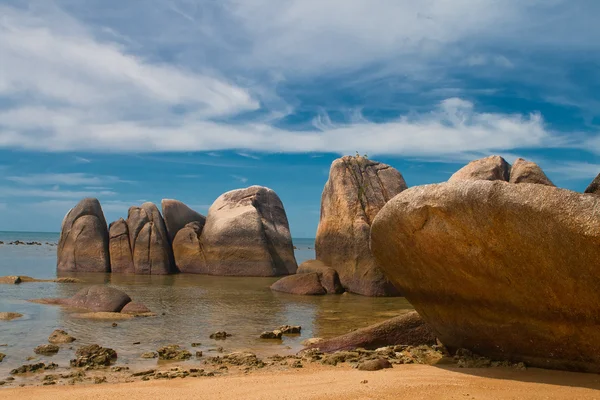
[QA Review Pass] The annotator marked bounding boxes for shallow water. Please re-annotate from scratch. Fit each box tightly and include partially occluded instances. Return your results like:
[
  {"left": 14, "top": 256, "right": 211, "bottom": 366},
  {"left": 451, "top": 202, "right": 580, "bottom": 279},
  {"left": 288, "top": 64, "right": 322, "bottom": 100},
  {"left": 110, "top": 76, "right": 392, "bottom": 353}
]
[{"left": 0, "top": 233, "right": 413, "bottom": 375}]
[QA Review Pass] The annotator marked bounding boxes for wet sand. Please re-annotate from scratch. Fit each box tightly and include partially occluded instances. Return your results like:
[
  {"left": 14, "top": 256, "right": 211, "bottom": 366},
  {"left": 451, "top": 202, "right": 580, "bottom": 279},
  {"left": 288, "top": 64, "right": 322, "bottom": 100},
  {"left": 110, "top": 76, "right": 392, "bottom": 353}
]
[{"left": 4, "top": 364, "right": 600, "bottom": 400}]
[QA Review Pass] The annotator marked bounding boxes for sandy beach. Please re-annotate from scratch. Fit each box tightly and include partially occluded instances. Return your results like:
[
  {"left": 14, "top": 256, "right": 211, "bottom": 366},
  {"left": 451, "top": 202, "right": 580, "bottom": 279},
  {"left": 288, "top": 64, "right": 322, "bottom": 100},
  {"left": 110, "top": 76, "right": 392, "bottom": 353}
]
[{"left": 4, "top": 364, "right": 600, "bottom": 400}]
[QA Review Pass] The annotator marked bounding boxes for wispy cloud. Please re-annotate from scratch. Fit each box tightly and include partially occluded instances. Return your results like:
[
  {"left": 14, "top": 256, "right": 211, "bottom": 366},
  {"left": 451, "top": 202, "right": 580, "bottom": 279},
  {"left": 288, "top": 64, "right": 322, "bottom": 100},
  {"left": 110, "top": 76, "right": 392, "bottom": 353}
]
[
  {"left": 73, "top": 156, "right": 91, "bottom": 163},
  {"left": 0, "top": 187, "right": 117, "bottom": 198},
  {"left": 6, "top": 173, "right": 128, "bottom": 186},
  {"left": 231, "top": 175, "right": 248, "bottom": 183},
  {"left": 545, "top": 162, "right": 600, "bottom": 180},
  {"left": 236, "top": 152, "right": 261, "bottom": 160}
]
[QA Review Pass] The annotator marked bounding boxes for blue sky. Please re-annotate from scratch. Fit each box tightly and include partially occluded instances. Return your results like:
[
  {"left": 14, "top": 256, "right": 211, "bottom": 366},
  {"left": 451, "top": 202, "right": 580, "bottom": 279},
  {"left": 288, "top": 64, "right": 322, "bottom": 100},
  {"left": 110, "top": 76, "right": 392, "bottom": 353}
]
[{"left": 1, "top": 0, "right": 600, "bottom": 236}]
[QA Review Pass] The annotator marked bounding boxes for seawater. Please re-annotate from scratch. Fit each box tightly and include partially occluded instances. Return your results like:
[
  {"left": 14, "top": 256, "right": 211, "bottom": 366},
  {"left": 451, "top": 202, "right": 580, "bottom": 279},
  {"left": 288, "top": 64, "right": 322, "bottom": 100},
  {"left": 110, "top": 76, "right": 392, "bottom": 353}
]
[{"left": 0, "top": 232, "right": 413, "bottom": 374}]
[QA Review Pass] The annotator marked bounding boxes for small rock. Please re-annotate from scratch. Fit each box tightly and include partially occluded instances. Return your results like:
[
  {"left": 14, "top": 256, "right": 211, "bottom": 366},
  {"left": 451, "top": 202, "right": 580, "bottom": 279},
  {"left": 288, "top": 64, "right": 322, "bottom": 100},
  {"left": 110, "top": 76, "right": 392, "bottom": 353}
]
[
  {"left": 94, "top": 376, "right": 107, "bottom": 384},
  {"left": 48, "top": 329, "right": 76, "bottom": 344},
  {"left": 0, "top": 353, "right": 5, "bottom": 362},
  {"left": 141, "top": 352, "right": 158, "bottom": 359},
  {"left": 196, "top": 351, "right": 203, "bottom": 358},
  {"left": 133, "top": 342, "right": 141, "bottom": 345},
  {"left": 360, "top": 380, "right": 368, "bottom": 384},
  {"left": 0, "top": 381, "right": 5, "bottom": 386},
  {"left": 357, "top": 358, "right": 393, "bottom": 371},
  {"left": 210, "top": 331, "right": 231, "bottom": 340},
  {"left": 0, "top": 312, "right": 23, "bottom": 321},
  {"left": 279, "top": 325, "right": 301, "bottom": 334},
  {"left": 0, "top": 276, "right": 21, "bottom": 284},
  {"left": 70, "top": 344, "right": 117, "bottom": 368},
  {"left": 10, "top": 362, "right": 58, "bottom": 375},
  {"left": 112, "top": 323, "right": 118, "bottom": 327},
  {"left": 260, "top": 330, "right": 283, "bottom": 339},
  {"left": 132, "top": 369, "right": 156, "bottom": 377},
  {"left": 191, "top": 342, "right": 202, "bottom": 347},
  {"left": 157, "top": 345, "right": 192, "bottom": 361},
  {"left": 291, "top": 360, "right": 303, "bottom": 368},
  {"left": 301, "top": 338, "right": 324, "bottom": 347},
  {"left": 5, "top": 377, "right": 15, "bottom": 381},
  {"left": 34, "top": 344, "right": 60, "bottom": 356}
]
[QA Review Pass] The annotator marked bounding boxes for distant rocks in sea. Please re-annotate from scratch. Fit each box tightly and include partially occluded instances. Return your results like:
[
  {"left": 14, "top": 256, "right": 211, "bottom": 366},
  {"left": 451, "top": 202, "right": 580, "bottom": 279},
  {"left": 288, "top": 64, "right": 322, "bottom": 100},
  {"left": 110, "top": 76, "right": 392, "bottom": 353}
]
[
  {"left": 371, "top": 175, "right": 600, "bottom": 373},
  {"left": 57, "top": 185, "right": 297, "bottom": 277}
]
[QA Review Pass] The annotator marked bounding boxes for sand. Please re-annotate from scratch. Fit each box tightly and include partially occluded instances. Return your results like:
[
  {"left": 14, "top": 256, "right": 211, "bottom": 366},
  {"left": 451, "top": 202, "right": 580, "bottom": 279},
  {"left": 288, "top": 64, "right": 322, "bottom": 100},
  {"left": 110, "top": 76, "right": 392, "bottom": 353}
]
[{"left": 4, "top": 364, "right": 600, "bottom": 400}]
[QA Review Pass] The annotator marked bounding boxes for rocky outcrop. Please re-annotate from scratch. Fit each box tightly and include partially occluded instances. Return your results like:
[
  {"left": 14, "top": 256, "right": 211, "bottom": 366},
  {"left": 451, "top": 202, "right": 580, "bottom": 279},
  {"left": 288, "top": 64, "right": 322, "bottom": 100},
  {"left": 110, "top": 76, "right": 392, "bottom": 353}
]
[
  {"left": 127, "top": 203, "right": 174, "bottom": 275},
  {"left": 297, "top": 260, "right": 344, "bottom": 294},
  {"left": 270, "top": 273, "right": 327, "bottom": 295},
  {"left": 172, "top": 221, "right": 204, "bottom": 274},
  {"left": 315, "top": 156, "right": 406, "bottom": 296},
  {"left": 371, "top": 180, "right": 600, "bottom": 372},
  {"left": 449, "top": 155, "right": 510, "bottom": 182},
  {"left": 161, "top": 199, "right": 206, "bottom": 242},
  {"left": 57, "top": 198, "right": 110, "bottom": 273},
  {"left": 585, "top": 174, "right": 600, "bottom": 194},
  {"left": 70, "top": 344, "right": 117, "bottom": 368},
  {"left": 108, "top": 218, "right": 134, "bottom": 274},
  {"left": 305, "top": 311, "right": 436, "bottom": 353},
  {"left": 193, "top": 186, "right": 297, "bottom": 276},
  {"left": 509, "top": 158, "right": 554, "bottom": 186}
]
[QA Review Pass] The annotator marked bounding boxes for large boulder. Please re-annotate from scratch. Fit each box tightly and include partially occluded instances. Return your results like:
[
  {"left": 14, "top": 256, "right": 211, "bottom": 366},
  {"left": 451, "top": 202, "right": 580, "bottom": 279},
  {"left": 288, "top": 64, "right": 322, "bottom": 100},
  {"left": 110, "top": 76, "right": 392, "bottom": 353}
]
[
  {"left": 57, "top": 198, "right": 110, "bottom": 273},
  {"left": 193, "top": 186, "right": 297, "bottom": 276},
  {"left": 585, "top": 173, "right": 600, "bottom": 194},
  {"left": 39, "top": 285, "right": 132, "bottom": 312},
  {"left": 305, "top": 311, "right": 436, "bottom": 353},
  {"left": 161, "top": 199, "right": 206, "bottom": 242},
  {"left": 270, "top": 273, "right": 327, "bottom": 295},
  {"left": 108, "top": 218, "right": 134, "bottom": 274},
  {"left": 371, "top": 180, "right": 600, "bottom": 372},
  {"left": 297, "top": 260, "right": 344, "bottom": 294},
  {"left": 315, "top": 155, "right": 406, "bottom": 296},
  {"left": 127, "top": 203, "right": 174, "bottom": 275},
  {"left": 448, "top": 155, "right": 510, "bottom": 182},
  {"left": 509, "top": 158, "right": 554, "bottom": 186},
  {"left": 172, "top": 221, "right": 204, "bottom": 274}
]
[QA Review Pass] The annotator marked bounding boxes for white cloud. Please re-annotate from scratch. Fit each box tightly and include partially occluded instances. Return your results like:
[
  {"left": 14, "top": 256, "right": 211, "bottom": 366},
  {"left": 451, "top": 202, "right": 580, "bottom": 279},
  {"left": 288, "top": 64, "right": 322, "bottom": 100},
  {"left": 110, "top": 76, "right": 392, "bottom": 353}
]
[
  {"left": 231, "top": 175, "right": 249, "bottom": 183},
  {"left": 236, "top": 152, "right": 261, "bottom": 160},
  {"left": 6, "top": 173, "right": 127, "bottom": 186},
  {"left": 0, "top": 187, "right": 116, "bottom": 198},
  {"left": 545, "top": 162, "right": 600, "bottom": 180}
]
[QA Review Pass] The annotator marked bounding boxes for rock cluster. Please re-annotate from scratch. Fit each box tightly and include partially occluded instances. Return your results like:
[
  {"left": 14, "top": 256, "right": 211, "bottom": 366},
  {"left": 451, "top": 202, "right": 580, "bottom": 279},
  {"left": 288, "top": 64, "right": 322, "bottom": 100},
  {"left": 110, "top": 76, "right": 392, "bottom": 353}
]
[
  {"left": 70, "top": 344, "right": 117, "bottom": 368},
  {"left": 157, "top": 345, "right": 192, "bottom": 361},
  {"left": 449, "top": 155, "right": 554, "bottom": 186},
  {"left": 57, "top": 186, "right": 297, "bottom": 277}
]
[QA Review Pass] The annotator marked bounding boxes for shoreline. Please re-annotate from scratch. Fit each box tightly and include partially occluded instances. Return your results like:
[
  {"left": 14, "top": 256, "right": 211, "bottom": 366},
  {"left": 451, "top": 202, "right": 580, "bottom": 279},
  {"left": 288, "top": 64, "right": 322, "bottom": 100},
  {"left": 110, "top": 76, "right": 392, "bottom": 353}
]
[{"left": 4, "top": 363, "right": 600, "bottom": 400}]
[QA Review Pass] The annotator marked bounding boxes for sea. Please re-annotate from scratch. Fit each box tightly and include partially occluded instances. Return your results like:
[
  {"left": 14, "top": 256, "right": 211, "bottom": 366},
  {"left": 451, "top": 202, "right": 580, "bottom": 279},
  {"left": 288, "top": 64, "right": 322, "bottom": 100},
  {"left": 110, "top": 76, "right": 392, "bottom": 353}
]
[{"left": 0, "top": 232, "right": 413, "bottom": 374}]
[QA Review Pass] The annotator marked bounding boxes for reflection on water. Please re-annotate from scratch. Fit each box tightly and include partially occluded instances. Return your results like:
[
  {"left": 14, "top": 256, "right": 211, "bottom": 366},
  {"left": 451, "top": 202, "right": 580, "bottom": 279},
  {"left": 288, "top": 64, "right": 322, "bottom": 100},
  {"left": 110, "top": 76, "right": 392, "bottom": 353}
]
[{"left": 0, "top": 235, "right": 414, "bottom": 374}]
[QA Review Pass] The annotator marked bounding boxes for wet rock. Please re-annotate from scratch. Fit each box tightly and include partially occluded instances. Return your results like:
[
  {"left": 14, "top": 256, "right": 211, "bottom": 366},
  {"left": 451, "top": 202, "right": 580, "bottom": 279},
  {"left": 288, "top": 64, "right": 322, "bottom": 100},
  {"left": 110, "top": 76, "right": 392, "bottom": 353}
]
[
  {"left": 0, "top": 276, "right": 21, "bottom": 284},
  {"left": 208, "top": 352, "right": 265, "bottom": 368},
  {"left": 127, "top": 202, "right": 175, "bottom": 275},
  {"left": 291, "top": 360, "right": 303, "bottom": 368},
  {"left": 371, "top": 180, "right": 600, "bottom": 372},
  {"left": 109, "top": 218, "right": 134, "bottom": 274},
  {"left": 270, "top": 273, "right": 327, "bottom": 295},
  {"left": 34, "top": 344, "right": 59, "bottom": 356},
  {"left": 112, "top": 323, "right": 118, "bottom": 327},
  {"left": 57, "top": 198, "right": 110, "bottom": 273},
  {"left": 132, "top": 369, "right": 156, "bottom": 377},
  {"left": 196, "top": 351, "right": 203, "bottom": 358},
  {"left": 191, "top": 342, "right": 202, "bottom": 347},
  {"left": 49, "top": 329, "right": 76, "bottom": 344},
  {"left": 70, "top": 344, "right": 117, "bottom": 368},
  {"left": 315, "top": 155, "right": 406, "bottom": 296},
  {"left": 73, "top": 312, "right": 134, "bottom": 320},
  {"left": 157, "top": 345, "right": 192, "bottom": 360},
  {"left": 161, "top": 199, "right": 206, "bottom": 242},
  {"left": 0, "top": 312, "right": 23, "bottom": 321},
  {"left": 0, "top": 353, "right": 5, "bottom": 362},
  {"left": 210, "top": 331, "right": 231, "bottom": 340},
  {"left": 140, "top": 352, "right": 157, "bottom": 359},
  {"left": 35, "top": 285, "right": 132, "bottom": 313},
  {"left": 296, "top": 260, "right": 344, "bottom": 294},
  {"left": 278, "top": 325, "right": 301, "bottom": 334},
  {"left": 307, "top": 312, "right": 436, "bottom": 353},
  {"left": 302, "top": 338, "right": 324, "bottom": 347},
  {"left": 196, "top": 186, "right": 298, "bottom": 276},
  {"left": 357, "top": 358, "right": 392, "bottom": 371},
  {"left": 11, "top": 363, "right": 57, "bottom": 375},
  {"left": 260, "top": 330, "right": 283, "bottom": 339},
  {"left": 121, "top": 302, "right": 154, "bottom": 316},
  {"left": 94, "top": 376, "right": 107, "bottom": 384}
]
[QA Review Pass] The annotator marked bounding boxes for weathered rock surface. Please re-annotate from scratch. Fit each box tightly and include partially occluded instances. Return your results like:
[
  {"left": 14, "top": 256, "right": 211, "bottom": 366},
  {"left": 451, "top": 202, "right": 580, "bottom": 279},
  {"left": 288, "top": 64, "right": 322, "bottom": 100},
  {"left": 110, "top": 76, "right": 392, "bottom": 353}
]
[
  {"left": 0, "top": 312, "right": 23, "bottom": 321},
  {"left": 448, "top": 155, "right": 510, "bottom": 182},
  {"left": 371, "top": 180, "right": 600, "bottom": 372},
  {"left": 585, "top": 173, "right": 600, "bottom": 194},
  {"left": 161, "top": 199, "right": 206, "bottom": 242},
  {"left": 260, "top": 330, "right": 283, "bottom": 339},
  {"left": 172, "top": 221, "right": 204, "bottom": 274},
  {"left": 195, "top": 186, "right": 297, "bottom": 276},
  {"left": 297, "top": 260, "right": 344, "bottom": 294},
  {"left": 10, "top": 362, "right": 57, "bottom": 374},
  {"left": 270, "top": 273, "right": 326, "bottom": 295},
  {"left": 34, "top": 344, "right": 59, "bottom": 356},
  {"left": 70, "top": 344, "right": 117, "bottom": 368},
  {"left": 278, "top": 325, "right": 301, "bottom": 334},
  {"left": 108, "top": 218, "right": 134, "bottom": 274},
  {"left": 357, "top": 358, "right": 392, "bottom": 371},
  {"left": 127, "top": 203, "right": 174, "bottom": 275},
  {"left": 66, "top": 286, "right": 132, "bottom": 312},
  {"left": 57, "top": 198, "right": 110, "bottom": 273},
  {"left": 509, "top": 158, "right": 554, "bottom": 186},
  {"left": 48, "top": 329, "right": 76, "bottom": 344},
  {"left": 315, "top": 156, "right": 406, "bottom": 296},
  {"left": 306, "top": 311, "right": 436, "bottom": 353},
  {"left": 210, "top": 332, "right": 231, "bottom": 340}
]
